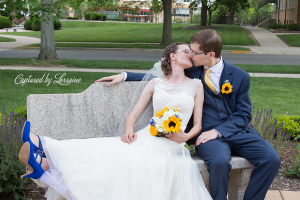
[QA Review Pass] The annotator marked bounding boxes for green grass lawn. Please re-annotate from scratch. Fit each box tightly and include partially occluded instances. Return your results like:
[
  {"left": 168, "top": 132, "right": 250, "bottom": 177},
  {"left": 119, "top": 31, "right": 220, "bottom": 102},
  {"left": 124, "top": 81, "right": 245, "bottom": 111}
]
[
  {"left": 0, "top": 22, "right": 255, "bottom": 45},
  {"left": 0, "top": 70, "right": 299, "bottom": 116},
  {"left": 250, "top": 77, "right": 300, "bottom": 116},
  {"left": 277, "top": 34, "right": 300, "bottom": 47},
  {"left": 0, "top": 70, "right": 116, "bottom": 113},
  {"left": 0, "top": 58, "right": 299, "bottom": 73},
  {"left": 26, "top": 43, "right": 251, "bottom": 51},
  {"left": 0, "top": 36, "right": 15, "bottom": 42}
]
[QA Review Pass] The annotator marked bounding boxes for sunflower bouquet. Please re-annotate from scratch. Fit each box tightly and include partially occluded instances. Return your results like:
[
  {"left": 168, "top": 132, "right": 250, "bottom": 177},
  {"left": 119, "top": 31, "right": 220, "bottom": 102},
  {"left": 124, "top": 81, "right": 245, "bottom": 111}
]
[{"left": 150, "top": 107, "right": 183, "bottom": 137}]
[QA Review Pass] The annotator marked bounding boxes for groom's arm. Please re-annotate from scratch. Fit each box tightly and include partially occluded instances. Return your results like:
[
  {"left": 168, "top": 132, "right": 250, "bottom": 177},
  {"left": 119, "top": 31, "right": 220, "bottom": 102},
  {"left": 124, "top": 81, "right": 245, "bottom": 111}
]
[
  {"left": 126, "top": 72, "right": 146, "bottom": 81},
  {"left": 94, "top": 72, "right": 146, "bottom": 86}
]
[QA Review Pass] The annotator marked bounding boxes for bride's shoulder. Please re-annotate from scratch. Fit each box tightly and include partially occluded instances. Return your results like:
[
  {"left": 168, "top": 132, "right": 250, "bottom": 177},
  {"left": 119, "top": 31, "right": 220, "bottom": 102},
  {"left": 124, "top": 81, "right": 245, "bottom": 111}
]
[{"left": 190, "top": 78, "right": 202, "bottom": 86}]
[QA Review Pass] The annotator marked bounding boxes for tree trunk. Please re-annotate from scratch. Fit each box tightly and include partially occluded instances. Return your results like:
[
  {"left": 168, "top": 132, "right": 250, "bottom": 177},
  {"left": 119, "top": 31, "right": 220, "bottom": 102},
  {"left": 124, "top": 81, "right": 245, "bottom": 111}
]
[
  {"left": 160, "top": 0, "right": 172, "bottom": 46},
  {"left": 38, "top": 0, "right": 58, "bottom": 60},
  {"left": 228, "top": 11, "right": 234, "bottom": 25},
  {"left": 200, "top": 2, "right": 207, "bottom": 26},
  {"left": 208, "top": 9, "right": 212, "bottom": 26}
]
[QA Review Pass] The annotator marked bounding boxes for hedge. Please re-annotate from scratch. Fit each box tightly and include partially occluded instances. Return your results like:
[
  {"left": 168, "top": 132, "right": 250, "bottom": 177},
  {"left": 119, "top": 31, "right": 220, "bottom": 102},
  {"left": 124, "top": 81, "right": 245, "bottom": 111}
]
[
  {"left": 24, "top": 19, "right": 33, "bottom": 30},
  {"left": 0, "top": 16, "right": 12, "bottom": 29}
]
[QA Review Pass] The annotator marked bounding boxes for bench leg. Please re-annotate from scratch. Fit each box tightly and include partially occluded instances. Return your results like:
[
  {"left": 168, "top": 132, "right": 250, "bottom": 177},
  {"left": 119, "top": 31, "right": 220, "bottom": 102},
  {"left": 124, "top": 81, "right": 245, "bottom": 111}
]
[
  {"left": 228, "top": 168, "right": 252, "bottom": 200},
  {"left": 14, "top": 29, "right": 17, "bottom": 32},
  {"left": 6, "top": 29, "right": 8, "bottom": 32}
]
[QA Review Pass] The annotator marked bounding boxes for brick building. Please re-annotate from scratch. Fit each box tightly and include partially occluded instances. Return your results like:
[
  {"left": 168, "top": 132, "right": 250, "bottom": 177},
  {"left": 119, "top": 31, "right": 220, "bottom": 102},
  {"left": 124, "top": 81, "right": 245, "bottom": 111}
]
[
  {"left": 258, "top": 0, "right": 300, "bottom": 25},
  {"left": 118, "top": 0, "right": 200, "bottom": 23}
]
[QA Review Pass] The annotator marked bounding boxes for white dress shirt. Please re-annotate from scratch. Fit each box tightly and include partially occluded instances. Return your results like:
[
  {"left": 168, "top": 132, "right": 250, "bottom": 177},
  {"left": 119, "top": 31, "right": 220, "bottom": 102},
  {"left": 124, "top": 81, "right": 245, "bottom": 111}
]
[{"left": 203, "top": 56, "right": 224, "bottom": 94}]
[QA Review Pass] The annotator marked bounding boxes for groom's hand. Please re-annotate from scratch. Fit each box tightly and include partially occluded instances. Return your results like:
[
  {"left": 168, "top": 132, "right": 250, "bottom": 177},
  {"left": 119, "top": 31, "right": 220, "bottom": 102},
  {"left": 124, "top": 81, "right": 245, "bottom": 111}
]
[
  {"left": 165, "top": 129, "right": 189, "bottom": 143},
  {"left": 121, "top": 131, "right": 137, "bottom": 144},
  {"left": 196, "top": 129, "right": 218, "bottom": 146},
  {"left": 94, "top": 74, "right": 125, "bottom": 86}
]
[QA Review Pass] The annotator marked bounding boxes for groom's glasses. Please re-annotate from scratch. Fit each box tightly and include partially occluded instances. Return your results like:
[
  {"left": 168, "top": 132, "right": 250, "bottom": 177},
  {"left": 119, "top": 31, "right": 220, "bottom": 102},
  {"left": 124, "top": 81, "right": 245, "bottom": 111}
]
[
  {"left": 175, "top": 49, "right": 191, "bottom": 55},
  {"left": 190, "top": 50, "right": 209, "bottom": 56}
]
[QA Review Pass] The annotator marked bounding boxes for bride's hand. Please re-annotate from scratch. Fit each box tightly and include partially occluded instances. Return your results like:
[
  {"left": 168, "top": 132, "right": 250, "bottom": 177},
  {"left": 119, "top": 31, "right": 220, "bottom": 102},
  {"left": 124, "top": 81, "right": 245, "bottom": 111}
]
[
  {"left": 121, "top": 131, "right": 137, "bottom": 144},
  {"left": 165, "top": 129, "right": 189, "bottom": 143}
]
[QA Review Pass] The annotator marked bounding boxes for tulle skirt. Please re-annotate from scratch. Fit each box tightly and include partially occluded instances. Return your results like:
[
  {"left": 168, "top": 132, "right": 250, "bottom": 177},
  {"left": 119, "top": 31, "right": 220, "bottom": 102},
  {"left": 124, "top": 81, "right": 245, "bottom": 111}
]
[{"left": 38, "top": 125, "right": 212, "bottom": 200}]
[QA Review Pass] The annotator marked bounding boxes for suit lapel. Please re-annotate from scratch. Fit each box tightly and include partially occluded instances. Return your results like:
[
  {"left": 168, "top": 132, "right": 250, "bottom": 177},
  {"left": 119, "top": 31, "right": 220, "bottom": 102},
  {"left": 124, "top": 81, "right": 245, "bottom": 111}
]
[{"left": 220, "top": 61, "right": 233, "bottom": 115}]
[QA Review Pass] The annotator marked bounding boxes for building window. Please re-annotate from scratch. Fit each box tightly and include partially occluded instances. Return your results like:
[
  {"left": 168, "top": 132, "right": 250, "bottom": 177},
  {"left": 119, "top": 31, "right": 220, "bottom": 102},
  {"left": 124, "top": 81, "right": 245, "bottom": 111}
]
[
  {"left": 293, "top": 0, "right": 295, "bottom": 9},
  {"left": 279, "top": 0, "right": 282, "bottom": 10}
]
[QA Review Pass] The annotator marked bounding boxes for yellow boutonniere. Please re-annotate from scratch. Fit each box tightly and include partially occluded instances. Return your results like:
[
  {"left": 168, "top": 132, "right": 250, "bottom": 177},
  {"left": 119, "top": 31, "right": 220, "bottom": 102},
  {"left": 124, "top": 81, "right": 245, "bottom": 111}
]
[{"left": 221, "top": 80, "right": 233, "bottom": 94}]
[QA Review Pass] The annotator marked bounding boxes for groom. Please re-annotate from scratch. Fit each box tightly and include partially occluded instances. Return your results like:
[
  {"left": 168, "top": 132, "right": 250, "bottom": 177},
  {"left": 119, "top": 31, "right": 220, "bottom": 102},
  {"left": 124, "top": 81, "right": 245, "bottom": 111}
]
[{"left": 96, "top": 29, "right": 280, "bottom": 200}]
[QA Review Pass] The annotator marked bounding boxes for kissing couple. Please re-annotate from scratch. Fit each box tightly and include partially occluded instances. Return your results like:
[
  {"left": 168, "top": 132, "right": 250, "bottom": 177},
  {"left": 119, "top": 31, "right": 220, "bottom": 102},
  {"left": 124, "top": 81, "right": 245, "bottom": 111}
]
[{"left": 19, "top": 29, "right": 280, "bottom": 200}]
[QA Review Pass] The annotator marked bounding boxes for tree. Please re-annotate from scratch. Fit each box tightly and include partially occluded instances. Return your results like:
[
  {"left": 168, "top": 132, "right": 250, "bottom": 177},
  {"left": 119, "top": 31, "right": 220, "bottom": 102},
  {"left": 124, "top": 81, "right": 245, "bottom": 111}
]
[
  {"left": 160, "top": 0, "right": 172, "bottom": 46},
  {"left": 150, "top": 0, "right": 163, "bottom": 23},
  {"left": 0, "top": 0, "right": 68, "bottom": 60},
  {"left": 218, "top": 0, "right": 250, "bottom": 24},
  {"left": 189, "top": 0, "right": 219, "bottom": 26}
]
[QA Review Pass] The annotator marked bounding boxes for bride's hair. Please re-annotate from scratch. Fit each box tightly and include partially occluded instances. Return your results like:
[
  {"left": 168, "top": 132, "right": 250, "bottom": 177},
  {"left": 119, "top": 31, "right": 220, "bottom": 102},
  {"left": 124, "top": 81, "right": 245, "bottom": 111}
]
[{"left": 161, "top": 42, "right": 187, "bottom": 76}]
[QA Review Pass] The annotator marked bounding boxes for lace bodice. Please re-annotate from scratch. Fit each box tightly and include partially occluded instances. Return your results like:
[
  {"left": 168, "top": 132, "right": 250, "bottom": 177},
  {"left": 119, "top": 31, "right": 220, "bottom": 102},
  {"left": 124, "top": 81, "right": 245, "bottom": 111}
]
[{"left": 153, "top": 78, "right": 201, "bottom": 131}]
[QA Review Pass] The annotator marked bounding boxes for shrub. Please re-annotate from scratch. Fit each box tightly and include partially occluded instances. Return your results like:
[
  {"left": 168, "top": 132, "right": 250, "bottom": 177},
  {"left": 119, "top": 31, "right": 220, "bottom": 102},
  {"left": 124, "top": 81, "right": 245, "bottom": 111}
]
[
  {"left": 273, "top": 115, "right": 300, "bottom": 139},
  {"left": 30, "top": 18, "right": 62, "bottom": 31},
  {"left": 14, "top": 105, "right": 27, "bottom": 120},
  {"left": 95, "top": 13, "right": 107, "bottom": 21},
  {"left": 175, "top": 18, "right": 183, "bottom": 24},
  {"left": 67, "top": 17, "right": 79, "bottom": 20},
  {"left": 250, "top": 107, "right": 300, "bottom": 178},
  {"left": 0, "top": 16, "right": 12, "bottom": 29},
  {"left": 24, "top": 19, "right": 33, "bottom": 30},
  {"left": 53, "top": 19, "right": 62, "bottom": 30},
  {"left": 287, "top": 23, "right": 299, "bottom": 31},
  {"left": 85, "top": 12, "right": 97, "bottom": 20},
  {"left": 0, "top": 105, "right": 29, "bottom": 199},
  {"left": 268, "top": 23, "right": 288, "bottom": 29},
  {"left": 31, "top": 18, "right": 41, "bottom": 31}
]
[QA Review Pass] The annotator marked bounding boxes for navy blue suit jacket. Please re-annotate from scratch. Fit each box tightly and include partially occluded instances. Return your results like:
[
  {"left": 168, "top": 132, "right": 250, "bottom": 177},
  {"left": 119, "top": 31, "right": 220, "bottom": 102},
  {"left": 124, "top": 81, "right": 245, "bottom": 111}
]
[{"left": 126, "top": 60, "right": 258, "bottom": 140}]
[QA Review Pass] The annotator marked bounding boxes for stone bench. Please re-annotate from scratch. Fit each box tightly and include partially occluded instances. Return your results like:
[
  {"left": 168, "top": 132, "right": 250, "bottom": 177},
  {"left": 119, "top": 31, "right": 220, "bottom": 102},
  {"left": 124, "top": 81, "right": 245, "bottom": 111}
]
[
  {"left": 4, "top": 28, "right": 17, "bottom": 32},
  {"left": 27, "top": 82, "right": 253, "bottom": 200}
]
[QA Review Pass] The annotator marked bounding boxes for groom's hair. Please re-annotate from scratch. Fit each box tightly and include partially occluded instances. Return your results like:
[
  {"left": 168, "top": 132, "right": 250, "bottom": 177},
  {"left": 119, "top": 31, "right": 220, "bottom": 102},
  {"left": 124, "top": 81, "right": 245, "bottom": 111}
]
[{"left": 190, "top": 29, "right": 222, "bottom": 58}]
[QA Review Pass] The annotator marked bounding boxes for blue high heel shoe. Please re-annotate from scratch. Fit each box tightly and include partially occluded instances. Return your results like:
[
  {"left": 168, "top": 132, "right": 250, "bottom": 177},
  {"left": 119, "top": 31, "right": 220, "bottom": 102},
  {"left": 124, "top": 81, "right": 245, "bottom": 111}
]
[
  {"left": 22, "top": 121, "right": 46, "bottom": 158},
  {"left": 19, "top": 141, "right": 44, "bottom": 179}
]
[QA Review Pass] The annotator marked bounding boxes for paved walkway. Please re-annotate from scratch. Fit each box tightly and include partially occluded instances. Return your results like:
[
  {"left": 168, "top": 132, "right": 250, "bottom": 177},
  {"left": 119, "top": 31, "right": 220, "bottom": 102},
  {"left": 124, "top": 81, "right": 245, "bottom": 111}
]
[
  {"left": 242, "top": 26, "right": 300, "bottom": 55},
  {"left": 266, "top": 190, "right": 300, "bottom": 200},
  {"left": 0, "top": 34, "right": 40, "bottom": 49},
  {"left": 0, "top": 66, "right": 299, "bottom": 78}
]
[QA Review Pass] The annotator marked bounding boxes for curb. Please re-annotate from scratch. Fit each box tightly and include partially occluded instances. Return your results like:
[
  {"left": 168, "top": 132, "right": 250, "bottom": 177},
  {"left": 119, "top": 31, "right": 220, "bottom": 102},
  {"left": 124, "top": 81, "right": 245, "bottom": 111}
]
[{"left": 15, "top": 47, "right": 254, "bottom": 54}]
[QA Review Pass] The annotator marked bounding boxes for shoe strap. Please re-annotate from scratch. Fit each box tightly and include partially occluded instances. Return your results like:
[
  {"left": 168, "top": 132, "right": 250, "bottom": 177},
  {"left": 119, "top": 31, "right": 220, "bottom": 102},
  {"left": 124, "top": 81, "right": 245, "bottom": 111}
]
[
  {"left": 38, "top": 154, "right": 43, "bottom": 166},
  {"left": 35, "top": 135, "right": 46, "bottom": 158}
]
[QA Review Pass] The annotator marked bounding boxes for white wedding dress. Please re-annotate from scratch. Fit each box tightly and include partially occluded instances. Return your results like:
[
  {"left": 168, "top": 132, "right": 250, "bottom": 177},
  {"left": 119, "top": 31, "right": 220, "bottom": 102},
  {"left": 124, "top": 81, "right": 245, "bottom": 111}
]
[{"left": 38, "top": 78, "right": 212, "bottom": 200}]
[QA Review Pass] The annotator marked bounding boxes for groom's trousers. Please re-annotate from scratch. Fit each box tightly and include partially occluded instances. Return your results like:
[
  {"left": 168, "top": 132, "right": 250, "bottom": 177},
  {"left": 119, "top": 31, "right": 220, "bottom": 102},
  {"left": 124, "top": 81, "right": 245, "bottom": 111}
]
[{"left": 196, "top": 130, "right": 280, "bottom": 200}]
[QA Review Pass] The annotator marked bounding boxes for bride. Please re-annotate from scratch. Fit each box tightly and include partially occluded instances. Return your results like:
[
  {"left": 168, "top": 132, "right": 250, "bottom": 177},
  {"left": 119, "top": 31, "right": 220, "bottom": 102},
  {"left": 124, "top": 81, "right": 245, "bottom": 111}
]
[{"left": 19, "top": 42, "right": 212, "bottom": 200}]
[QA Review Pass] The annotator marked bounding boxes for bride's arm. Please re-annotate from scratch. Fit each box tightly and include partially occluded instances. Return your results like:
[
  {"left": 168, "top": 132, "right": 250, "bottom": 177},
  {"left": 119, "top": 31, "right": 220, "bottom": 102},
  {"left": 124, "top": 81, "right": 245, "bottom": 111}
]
[
  {"left": 186, "top": 82, "right": 204, "bottom": 139},
  {"left": 121, "top": 79, "right": 154, "bottom": 144},
  {"left": 166, "top": 83, "right": 204, "bottom": 143}
]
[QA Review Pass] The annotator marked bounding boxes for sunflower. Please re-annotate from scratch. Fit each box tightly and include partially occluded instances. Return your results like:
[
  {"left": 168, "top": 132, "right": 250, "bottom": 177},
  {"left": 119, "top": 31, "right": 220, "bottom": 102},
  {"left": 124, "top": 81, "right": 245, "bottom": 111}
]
[
  {"left": 150, "top": 125, "right": 158, "bottom": 136},
  {"left": 163, "top": 116, "right": 182, "bottom": 133},
  {"left": 155, "top": 107, "right": 169, "bottom": 117},
  {"left": 221, "top": 82, "right": 233, "bottom": 94}
]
